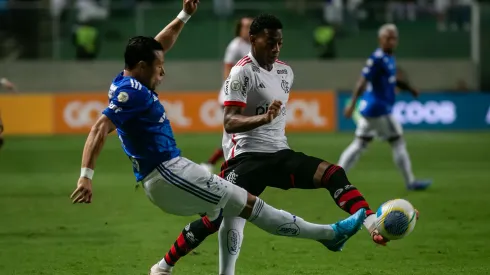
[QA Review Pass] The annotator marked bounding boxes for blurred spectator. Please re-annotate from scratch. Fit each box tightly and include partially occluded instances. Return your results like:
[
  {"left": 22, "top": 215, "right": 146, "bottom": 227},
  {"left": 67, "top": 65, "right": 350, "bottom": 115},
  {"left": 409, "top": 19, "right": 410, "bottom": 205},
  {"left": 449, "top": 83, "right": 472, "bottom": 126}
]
[
  {"left": 9, "top": 0, "right": 41, "bottom": 59},
  {"left": 435, "top": 0, "right": 472, "bottom": 32},
  {"left": 386, "top": 0, "right": 417, "bottom": 22},
  {"left": 213, "top": 0, "right": 233, "bottom": 17},
  {"left": 50, "top": 0, "right": 109, "bottom": 23},
  {"left": 72, "top": 21, "right": 101, "bottom": 60},
  {"left": 323, "top": 0, "right": 363, "bottom": 30}
]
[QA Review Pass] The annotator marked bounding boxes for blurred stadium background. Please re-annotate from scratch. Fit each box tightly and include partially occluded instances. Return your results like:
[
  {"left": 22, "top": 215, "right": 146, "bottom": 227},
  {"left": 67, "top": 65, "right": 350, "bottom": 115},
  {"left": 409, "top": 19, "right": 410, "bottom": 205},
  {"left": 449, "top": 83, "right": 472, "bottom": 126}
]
[{"left": 0, "top": 0, "right": 489, "bottom": 274}]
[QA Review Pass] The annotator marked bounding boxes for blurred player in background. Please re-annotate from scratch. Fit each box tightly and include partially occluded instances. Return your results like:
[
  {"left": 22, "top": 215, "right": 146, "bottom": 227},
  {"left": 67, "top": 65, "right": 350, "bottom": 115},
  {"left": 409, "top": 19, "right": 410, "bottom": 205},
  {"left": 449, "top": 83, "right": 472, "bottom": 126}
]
[
  {"left": 0, "top": 77, "right": 17, "bottom": 150},
  {"left": 160, "top": 14, "right": 390, "bottom": 275},
  {"left": 200, "top": 16, "right": 252, "bottom": 173},
  {"left": 69, "top": 5, "right": 367, "bottom": 275},
  {"left": 339, "top": 23, "right": 432, "bottom": 191}
]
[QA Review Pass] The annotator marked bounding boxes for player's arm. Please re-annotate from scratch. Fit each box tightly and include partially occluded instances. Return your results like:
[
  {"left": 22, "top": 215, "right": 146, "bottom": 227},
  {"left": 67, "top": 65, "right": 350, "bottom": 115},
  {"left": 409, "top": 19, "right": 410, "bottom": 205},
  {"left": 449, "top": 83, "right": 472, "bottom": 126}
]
[
  {"left": 81, "top": 115, "right": 115, "bottom": 170},
  {"left": 224, "top": 106, "right": 269, "bottom": 133},
  {"left": 71, "top": 115, "right": 115, "bottom": 204},
  {"left": 396, "top": 70, "right": 419, "bottom": 98},
  {"left": 0, "top": 77, "right": 17, "bottom": 91},
  {"left": 154, "top": 0, "right": 199, "bottom": 53},
  {"left": 222, "top": 67, "right": 281, "bottom": 133},
  {"left": 222, "top": 43, "right": 237, "bottom": 80},
  {"left": 345, "top": 58, "right": 376, "bottom": 117}
]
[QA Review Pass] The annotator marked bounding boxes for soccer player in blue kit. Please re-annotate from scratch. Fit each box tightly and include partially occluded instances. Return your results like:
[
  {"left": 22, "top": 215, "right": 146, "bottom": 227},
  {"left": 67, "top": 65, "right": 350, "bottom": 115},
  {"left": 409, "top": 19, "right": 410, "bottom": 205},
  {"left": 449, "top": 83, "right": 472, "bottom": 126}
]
[
  {"left": 339, "top": 23, "right": 432, "bottom": 191},
  {"left": 69, "top": 1, "right": 366, "bottom": 274}
]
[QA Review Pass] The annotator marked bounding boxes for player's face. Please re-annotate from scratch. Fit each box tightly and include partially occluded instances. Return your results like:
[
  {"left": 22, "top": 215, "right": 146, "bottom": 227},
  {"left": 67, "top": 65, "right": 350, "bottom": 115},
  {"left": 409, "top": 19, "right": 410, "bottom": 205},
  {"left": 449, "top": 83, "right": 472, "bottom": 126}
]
[
  {"left": 380, "top": 30, "right": 398, "bottom": 53},
  {"left": 147, "top": 50, "right": 165, "bottom": 90},
  {"left": 251, "top": 29, "right": 283, "bottom": 66},
  {"left": 240, "top": 18, "right": 253, "bottom": 40}
]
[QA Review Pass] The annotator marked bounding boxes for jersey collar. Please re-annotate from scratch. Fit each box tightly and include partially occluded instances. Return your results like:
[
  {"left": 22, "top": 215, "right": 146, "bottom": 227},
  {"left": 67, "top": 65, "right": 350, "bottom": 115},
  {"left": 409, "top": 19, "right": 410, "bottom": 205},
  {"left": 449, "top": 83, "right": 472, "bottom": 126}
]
[{"left": 248, "top": 52, "right": 275, "bottom": 73}]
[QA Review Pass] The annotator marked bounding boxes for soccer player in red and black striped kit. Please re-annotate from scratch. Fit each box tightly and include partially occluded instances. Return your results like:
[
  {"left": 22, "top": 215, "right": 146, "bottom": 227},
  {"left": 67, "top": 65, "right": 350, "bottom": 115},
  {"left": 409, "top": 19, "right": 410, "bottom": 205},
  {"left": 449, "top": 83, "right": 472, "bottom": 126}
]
[{"left": 157, "top": 14, "right": 413, "bottom": 275}]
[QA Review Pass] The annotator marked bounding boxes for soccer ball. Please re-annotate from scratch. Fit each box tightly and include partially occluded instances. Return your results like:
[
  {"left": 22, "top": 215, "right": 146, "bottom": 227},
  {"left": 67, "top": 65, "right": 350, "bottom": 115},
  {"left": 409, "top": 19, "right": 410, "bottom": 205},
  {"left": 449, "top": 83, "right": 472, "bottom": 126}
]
[{"left": 375, "top": 199, "right": 417, "bottom": 240}]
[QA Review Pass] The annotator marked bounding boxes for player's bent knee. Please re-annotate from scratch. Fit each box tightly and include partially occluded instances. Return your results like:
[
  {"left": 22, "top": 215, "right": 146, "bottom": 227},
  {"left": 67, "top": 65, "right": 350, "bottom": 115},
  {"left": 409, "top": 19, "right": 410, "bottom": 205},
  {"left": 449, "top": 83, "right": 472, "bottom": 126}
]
[
  {"left": 356, "top": 136, "right": 372, "bottom": 148},
  {"left": 388, "top": 135, "right": 402, "bottom": 144},
  {"left": 221, "top": 183, "right": 249, "bottom": 218}
]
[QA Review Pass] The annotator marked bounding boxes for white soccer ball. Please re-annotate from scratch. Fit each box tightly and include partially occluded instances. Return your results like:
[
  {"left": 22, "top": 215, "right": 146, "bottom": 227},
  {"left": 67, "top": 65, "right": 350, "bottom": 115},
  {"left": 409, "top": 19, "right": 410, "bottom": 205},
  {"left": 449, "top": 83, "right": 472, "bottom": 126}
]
[{"left": 375, "top": 199, "right": 417, "bottom": 240}]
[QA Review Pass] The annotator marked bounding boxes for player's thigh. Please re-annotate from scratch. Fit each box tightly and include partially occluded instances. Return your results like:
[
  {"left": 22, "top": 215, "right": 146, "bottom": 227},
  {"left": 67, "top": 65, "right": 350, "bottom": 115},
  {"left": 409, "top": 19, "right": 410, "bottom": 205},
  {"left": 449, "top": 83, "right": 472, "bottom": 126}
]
[
  {"left": 355, "top": 115, "right": 376, "bottom": 138},
  {"left": 142, "top": 157, "right": 234, "bottom": 218},
  {"left": 270, "top": 150, "right": 324, "bottom": 190},
  {"left": 376, "top": 115, "right": 403, "bottom": 140},
  {"left": 221, "top": 153, "right": 275, "bottom": 196}
]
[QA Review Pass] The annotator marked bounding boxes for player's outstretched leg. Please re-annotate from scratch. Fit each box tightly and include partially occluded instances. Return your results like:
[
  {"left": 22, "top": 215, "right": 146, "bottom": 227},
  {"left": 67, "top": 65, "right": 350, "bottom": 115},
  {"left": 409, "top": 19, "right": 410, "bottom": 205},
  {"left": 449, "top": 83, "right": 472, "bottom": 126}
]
[
  {"left": 338, "top": 138, "right": 370, "bottom": 171},
  {"left": 389, "top": 137, "right": 431, "bottom": 190},
  {"left": 200, "top": 148, "right": 225, "bottom": 173},
  {"left": 226, "top": 185, "right": 366, "bottom": 251},
  {"left": 152, "top": 215, "right": 222, "bottom": 274},
  {"left": 152, "top": 184, "right": 366, "bottom": 275}
]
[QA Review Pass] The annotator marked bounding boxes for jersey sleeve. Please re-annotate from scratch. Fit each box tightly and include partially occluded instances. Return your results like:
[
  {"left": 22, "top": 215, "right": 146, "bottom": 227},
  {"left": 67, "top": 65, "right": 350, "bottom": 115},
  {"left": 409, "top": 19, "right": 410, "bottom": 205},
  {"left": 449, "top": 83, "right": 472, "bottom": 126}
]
[
  {"left": 223, "top": 66, "right": 252, "bottom": 107},
  {"left": 361, "top": 56, "right": 382, "bottom": 81},
  {"left": 223, "top": 40, "right": 239, "bottom": 65},
  {"left": 102, "top": 87, "right": 152, "bottom": 126}
]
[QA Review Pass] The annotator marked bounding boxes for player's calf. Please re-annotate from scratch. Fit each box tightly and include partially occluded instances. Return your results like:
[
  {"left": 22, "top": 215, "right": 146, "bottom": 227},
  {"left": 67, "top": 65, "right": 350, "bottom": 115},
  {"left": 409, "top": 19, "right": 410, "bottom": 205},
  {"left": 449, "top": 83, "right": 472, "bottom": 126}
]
[
  {"left": 159, "top": 215, "right": 222, "bottom": 270},
  {"left": 0, "top": 135, "right": 4, "bottom": 150},
  {"left": 316, "top": 162, "right": 374, "bottom": 217}
]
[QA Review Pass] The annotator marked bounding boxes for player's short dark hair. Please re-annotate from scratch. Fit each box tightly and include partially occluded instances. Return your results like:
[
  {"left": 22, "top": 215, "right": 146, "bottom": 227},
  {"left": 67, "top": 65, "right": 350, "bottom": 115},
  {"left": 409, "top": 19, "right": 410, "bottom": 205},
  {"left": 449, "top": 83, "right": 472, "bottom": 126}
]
[
  {"left": 124, "top": 36, "right": 163, "bottom": 69},
  {"left": 249, "top": 14, "right": 283, "bottom": 36},
  {"left": 235, "top": 16, "right": 253, "bottom": 37}
]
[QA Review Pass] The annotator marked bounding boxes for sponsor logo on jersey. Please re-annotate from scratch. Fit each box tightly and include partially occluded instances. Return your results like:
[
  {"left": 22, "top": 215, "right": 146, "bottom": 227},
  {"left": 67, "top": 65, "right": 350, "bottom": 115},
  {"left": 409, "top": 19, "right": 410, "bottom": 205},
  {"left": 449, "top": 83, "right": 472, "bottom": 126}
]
[
  {"left": 281, "top": 80, "right": 290, "bottom": 93},
  {"left": 108, "top": 102, "right": 123, "bottom": 113},
  {"left": 277, "top": 69, "right": 287, "bottom": 74},
  {"left": 241, "top": 76, "right": 249, "bottom": 97},
  {"left": 108, "top": 84, "right": 118, "bottom": 99}
]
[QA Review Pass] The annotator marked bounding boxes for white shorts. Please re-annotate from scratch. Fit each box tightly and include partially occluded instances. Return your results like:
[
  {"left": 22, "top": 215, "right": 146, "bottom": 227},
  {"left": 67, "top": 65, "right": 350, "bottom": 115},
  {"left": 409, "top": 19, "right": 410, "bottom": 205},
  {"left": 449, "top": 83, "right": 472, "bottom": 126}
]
[
  {"left": 142, "top": 156, "right": 247, "bottom": 220},
  {"left": 355, "top": 114, "right": 403, "bottom": 140}
]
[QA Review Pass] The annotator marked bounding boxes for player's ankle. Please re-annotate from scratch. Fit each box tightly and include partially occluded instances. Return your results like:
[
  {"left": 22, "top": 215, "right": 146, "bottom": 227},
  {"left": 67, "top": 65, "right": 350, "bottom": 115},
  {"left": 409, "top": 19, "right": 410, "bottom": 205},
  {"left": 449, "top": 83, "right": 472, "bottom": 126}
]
[{"left": 158, "top": 259, "right": 174, "bottom": 270}]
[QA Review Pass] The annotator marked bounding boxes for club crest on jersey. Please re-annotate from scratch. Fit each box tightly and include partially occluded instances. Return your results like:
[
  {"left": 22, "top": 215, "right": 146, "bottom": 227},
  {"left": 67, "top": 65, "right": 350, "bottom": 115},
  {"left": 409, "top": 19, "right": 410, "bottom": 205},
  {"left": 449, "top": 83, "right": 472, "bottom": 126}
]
[
  {"left": 117, "top": 92, "right": 129, "bottom": 103},
  {"left": 281, "top": 80, "right": 290, "bottom": 93}
]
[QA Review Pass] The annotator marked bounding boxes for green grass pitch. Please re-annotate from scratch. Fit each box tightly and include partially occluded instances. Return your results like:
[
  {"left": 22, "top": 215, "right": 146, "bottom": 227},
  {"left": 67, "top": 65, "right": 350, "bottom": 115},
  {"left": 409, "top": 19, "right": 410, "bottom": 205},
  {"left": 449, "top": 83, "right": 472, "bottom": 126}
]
[{"left": 1, "top": 132, "right": 490, "bottom": 275}]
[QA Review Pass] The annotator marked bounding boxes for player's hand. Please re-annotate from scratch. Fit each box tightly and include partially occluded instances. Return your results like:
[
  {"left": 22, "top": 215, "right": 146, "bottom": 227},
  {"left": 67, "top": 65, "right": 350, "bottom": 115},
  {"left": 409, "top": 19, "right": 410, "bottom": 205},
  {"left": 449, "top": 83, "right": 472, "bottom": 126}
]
[
  {"left": 371, "top": 209, "right": 419, "bottom": 246},
  {"left": 0, "top": 78, "right": 17, "bottom": 92},
  {"left": 183, "top": 0, "right": 199, "bottom": 16},
  {"left": 344, "top": 105, "right": 355, "bottom": 119},
  {"left": 371, "top": 229, "right": 389, "bottom": 246},
  {"left": 264, "top": 100, "right": 282, "bottom": 123},
  {"left": 71, "top": 177, "right": 93, "bottom": 204},
  {"left": 411, "top": 88, "right": 420, "bottom": 98}
]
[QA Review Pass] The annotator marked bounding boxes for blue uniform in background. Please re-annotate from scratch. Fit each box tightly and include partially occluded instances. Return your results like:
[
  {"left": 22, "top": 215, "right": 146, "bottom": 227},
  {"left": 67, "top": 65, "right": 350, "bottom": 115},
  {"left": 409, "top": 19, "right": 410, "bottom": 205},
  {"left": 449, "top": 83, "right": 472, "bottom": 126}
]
[
  {"left": 102, "top": 72, "right": 181, "bottom": 182},
  {"left": 359, "top": 48, "right": 397, "bottom": 118},
  {"left": 355, "top": 48, "right": 402, "bottom": 140}
]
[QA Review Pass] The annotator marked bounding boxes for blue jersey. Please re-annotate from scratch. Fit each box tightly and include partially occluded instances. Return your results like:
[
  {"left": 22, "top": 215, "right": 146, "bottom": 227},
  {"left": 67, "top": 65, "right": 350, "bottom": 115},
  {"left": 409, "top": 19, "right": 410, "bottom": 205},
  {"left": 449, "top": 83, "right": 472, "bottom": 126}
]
[
  {"left": 102, "top": 72, "right": 181, "bottom": 182},
  {"left": 359, "top": 48, "right": 397, "bottom": 117}
]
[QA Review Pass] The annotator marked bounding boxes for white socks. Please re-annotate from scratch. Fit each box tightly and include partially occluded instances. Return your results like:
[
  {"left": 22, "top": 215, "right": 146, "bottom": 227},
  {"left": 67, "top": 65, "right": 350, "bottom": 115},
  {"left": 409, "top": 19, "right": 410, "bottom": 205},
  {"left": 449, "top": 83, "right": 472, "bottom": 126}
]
[
  {"left": 248, "top": 197, "right": 335, "bottom": 240},
  {"left": 391, "top": 139, "right": 415, "bottom": 185},
  {"left": 219, "top": 217, "right": 246, "bottom": 275},
  {"left": 338, "top": 138, "right": 365, "bottom": 171}
]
